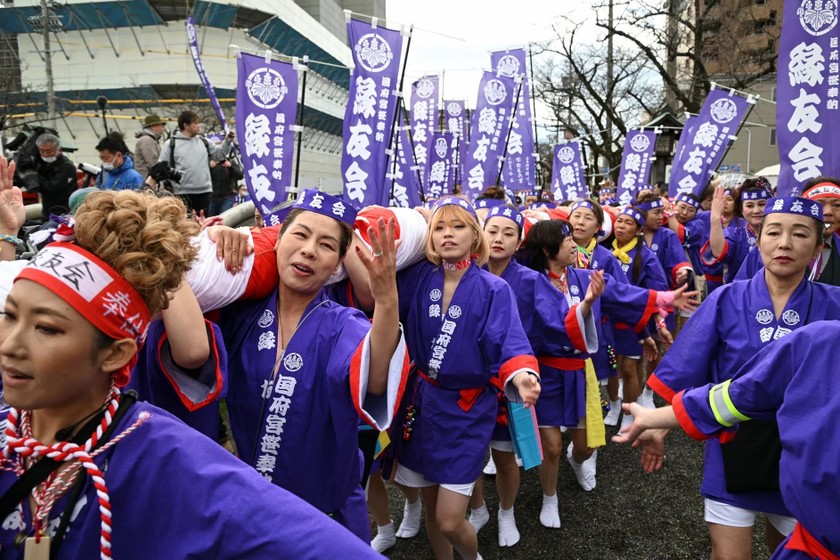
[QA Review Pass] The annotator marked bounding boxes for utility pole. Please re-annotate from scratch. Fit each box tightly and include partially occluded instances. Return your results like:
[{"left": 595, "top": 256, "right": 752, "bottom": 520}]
[
  {"left": 39, "top": 0, "right": 57, "bottom": 127},
  {"left": 606, "top": 0, "right": 614, "bottom": 183}
]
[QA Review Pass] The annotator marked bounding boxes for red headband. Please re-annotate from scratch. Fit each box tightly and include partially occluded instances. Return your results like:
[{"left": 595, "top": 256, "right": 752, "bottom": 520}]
[
  {"left": 804, "top": 182, "right": 840, "bottom": 201},
  {"left": 14, "top": 242, "right": 150, "bottom": 387}
]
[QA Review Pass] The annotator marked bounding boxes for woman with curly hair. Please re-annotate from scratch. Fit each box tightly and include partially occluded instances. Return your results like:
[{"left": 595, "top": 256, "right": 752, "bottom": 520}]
[{"left": 0, "top": 157, "right": 384, "bottom": 559}]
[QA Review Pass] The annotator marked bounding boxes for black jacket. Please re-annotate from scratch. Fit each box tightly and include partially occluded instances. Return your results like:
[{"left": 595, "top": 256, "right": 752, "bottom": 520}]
[{"left": 35, "top": 154, "right": 77, "bottom": 219}]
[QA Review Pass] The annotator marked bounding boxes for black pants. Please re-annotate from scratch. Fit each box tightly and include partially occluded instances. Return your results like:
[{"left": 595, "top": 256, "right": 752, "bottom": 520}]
[{"left": 179, "top": 192, "right": 211, "bottom": 215}]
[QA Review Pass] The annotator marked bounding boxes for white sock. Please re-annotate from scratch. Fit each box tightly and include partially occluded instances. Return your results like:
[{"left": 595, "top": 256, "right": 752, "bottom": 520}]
[
  {"left": 539, "top": 493, "right": 561, "bottom": 528},
  {"left": 395, "top": 499, "right": 421, "bottom": 539},
  {"left": 370, "top": 522, "right": 396, "bottom": 552},
  {"left": 468, "top": 502, "right": 490, "bottom": 532},
  {"left": 642, "top": 386, "right": 654, "bottom": 399},
  {"left": 497, "top": 506, "right": 520, "bottom": 547}
]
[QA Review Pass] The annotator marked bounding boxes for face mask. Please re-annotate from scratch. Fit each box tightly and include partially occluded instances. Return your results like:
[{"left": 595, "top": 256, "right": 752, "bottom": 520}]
[
  {"left": 41, "top": 156, "right": 57, "bottom": 163},
  {"left": 100, "top": 162, "right": 115, "bottom": 171}
]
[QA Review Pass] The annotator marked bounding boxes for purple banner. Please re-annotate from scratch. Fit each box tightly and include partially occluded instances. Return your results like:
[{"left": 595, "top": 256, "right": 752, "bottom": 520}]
[
  {"left": 443, "top": 99, "right": 467, "bottom": 188},
  {"left": 425, "top": 131, "right": 455, "bottom": 199},
  {"left": 616, "top": 129, "right": 657, "bottom": 206},
  {"left": 491, "top": 49, "right": 536, "bottom": 191},
  {"left": 187, "top": 15, "right": 228, "bottom": 131},
  {"left": 668, "top": 88, "right": 753, "bottom": 197},
  {"left": 235, "top": 52, "right": 298, "bottom": 219},
  {"left": 550, "top": 142, "right": 587, "bottom": 201},
  {"left": 387, "top": 107, "right": 422, "bottom": 208},
  {"left": 341, "top": 18, "right": 404, "bottom": 208},
  {"left": 463, "top": 72, "right": 517, "bottom": 200},
  {"left": 777, "top": 1, "right": 840, "bottom": 196},
  {"left": 409, "top": 75, "right": 440, "bottom": 192}
]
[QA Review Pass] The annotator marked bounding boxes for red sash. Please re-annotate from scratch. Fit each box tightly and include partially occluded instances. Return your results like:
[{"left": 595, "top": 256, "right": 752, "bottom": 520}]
[{"left": 786, "top": 523, "right": 839, "bottom": 560}]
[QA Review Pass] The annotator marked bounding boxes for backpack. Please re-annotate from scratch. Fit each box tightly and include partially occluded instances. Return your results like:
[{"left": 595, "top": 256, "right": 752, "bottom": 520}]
[{"left": 169, "top": 135, "right": 211, "bottom": 172}]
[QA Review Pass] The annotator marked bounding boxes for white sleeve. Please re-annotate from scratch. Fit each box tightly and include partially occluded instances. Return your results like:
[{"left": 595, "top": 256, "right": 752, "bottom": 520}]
[
  {"left": 0, "top": 261, "right": 29, "bottom": 312},
  {"left": 352, "top": 326, "right": 409, "bottom": 431},
  {"left": 186, "top": 228, "right": 255, "bottom": 312}
]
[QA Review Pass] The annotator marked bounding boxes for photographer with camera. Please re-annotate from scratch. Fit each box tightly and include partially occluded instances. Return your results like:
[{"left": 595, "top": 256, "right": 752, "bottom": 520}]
[
  {"left": 25, "top": 133, "right": 78, "bottom": 223},
  {"left": 158, "top": 110, "right": 234, "bottom": 215}
]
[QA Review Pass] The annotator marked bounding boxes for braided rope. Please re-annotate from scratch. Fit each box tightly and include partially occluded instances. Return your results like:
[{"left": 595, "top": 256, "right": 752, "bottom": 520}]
[{"left": 0, "top": 388, "right": 150, "bottom": 560}]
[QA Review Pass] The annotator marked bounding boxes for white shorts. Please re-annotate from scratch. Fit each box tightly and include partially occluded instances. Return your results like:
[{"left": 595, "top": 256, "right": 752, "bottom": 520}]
[
  {"left": 394, "top": 464, "right": 475, "bottom": 497},
  {"left": 703, "top": 498, "right": 796, "bottom": 536},
  {"left": 489, "top": 440, "right": 514, "bottom": 453}
]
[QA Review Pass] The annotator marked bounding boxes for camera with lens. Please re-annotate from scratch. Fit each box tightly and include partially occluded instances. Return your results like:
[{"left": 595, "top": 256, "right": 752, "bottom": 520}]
[{"left": 149, "top": 161, "right": 183, "bottom": 184}]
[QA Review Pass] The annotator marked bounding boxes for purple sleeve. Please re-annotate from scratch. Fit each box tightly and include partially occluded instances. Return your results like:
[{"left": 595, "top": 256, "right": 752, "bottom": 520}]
[{"left": 599, "top": 273, "right": 658, "bottom": 334}]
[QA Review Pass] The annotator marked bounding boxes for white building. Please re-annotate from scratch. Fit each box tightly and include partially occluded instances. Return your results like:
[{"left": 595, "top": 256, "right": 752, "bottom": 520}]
[{"left": 0, "top": 0, "right": 385, "bottom": 191}]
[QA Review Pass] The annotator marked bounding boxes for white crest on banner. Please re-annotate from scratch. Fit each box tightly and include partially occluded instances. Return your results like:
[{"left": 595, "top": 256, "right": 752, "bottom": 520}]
[
  {"left": 417, "top": 78, "right": 435, "bottom": 99},
  {"left": 496, "top": 55, "right": 521, "bottom": 78},
  {"left": 354, "top": 33, "right": 394, "bottom": 72},
  {"left": 446, "top": 102, "right": 462, "bottom": 117},
  {"left": 630, "top": 133, "right": 651, "bottom": 152},
  {"left": 797, "top": 0, "right": 838, "bottom": 36},
  {"left": 435, "top": 137, "right": 448, "bottom": 157},
  {"left": 283, "top": 352, "right": 304, "bottom": 372},
  {"left": 484, "top": 79, "right": 507, "bottom": 106},
  {"left": 709, "top": 98, "right": 738, "bottom": 124},
  {"left": 557, "top": 146, "right": 575, "bottom": 164},
  {"left": 246, "top": 67, "right": 288, "bottom": 110},
  {"left": 186, "top": 21, "right": 197, "bottom": 42}
]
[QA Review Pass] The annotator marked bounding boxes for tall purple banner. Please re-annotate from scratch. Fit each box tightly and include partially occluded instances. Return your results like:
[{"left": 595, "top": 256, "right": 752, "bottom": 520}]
[
  {"left": 463, "top": 72, "right": 517, "bottom": 200},
  {"left": 187, "top": 15, "right": 228, "bottom": 131},
  {"left": 425, "top": 131, "right": 455, "bottom": 199},
  {"left": 443, "top": 100, "right": 467, "bottom": 187},
  {"left": 491, "top": 49, "right": 536, "bottom": 191},
  {"left": 387, "top": 109, "right": 422, "bottom": 208},
  {"left": 409, "top": 75, "right": 440, "bottom": 192},
  {"left": 342, "top": 19, "right": 404, "bottom": 208},
  {"left": 777, "top": 1, "right": 840, "bottom": 196},
  {"left": 235, "top": 52, "right": 298, "bottom": 219},
  {"left": 550, "top": 142, "right": 587, "bottom": 201},
  {"left": 616, "top": 129, "right": 657, "bottom": 206},
  {"left": 668, "top": 88, "right": 753, "bottom": 197},
  {"left": 667, "top": 114, "right": 697, "bottom": 197}
]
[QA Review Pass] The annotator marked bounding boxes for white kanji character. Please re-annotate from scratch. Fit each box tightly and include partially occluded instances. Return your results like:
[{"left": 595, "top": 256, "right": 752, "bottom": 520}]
[
  {"left": 244, "top": 113, "right": 271, "bottom": 158},
  {"left": 677, "top": 174, "right": 698, "bottom": 195},
  {"left": 624, "top": 153, "right": 642, "bottom": 172},
  {"left": 265, "top": 414, "right": 287, "bottom": 435},
  {"left": 620, "top": 171, "right": 637, "bottom": 193},
  {"left": 413, "top": 123, "right": 428, "bottom": 145},
  {"left": 788, "top": 42, "right": 825, "bottom": 87},
  {"left": 791, "top": 200, "right": 804, "bottom": 213},
  {"left": 503, "top": 208, "right": 512, "bottom": 217},
  {"left": 346, "top": 121, "right": 373, "bottom": 160},
  {"left": 773, "top": 326, "right": 792, "bottom": 340},
  {"left": 332, "top": 201, "right": 346, "bottom": 217},
  {"left": 683, "top": 147, "right": 706, "bottom": 174},
  {"left": 260, "top": 434, "right": 282, "bottom": 455},
  {"left": 441, "top": 319, "right": 456, "bottom": 335},
  {"left": 413, "top": 100, "right": 429, "bottom": 122},
  {"left": 255, "top": 454, "right": 276, "bottom": 473},
  {"left": 257, "top": 331, "right": 276, "bottom": 351},
  {"left": 693, "top": 122, "right": 719, "bottom": 148},
  {"left": 560, "top": 165, "right": 577, "bottom": 186},
  {"left": 310, "top": 193, "right": 324, "bottom": 209},
  {"left": 260, "top": 380, "right": 273, "bottom": 399},
  {"left": 275, "top": 374, "right": 297, "bottom": 396},
  {"left": 414, "top": 143, "right": 428, "bottom": 165},
  {"left": 353, "top": 76, "right": 377, "bottom": 118},
  {"left": 436, "top": 333, "right": 452, "bottom": 347},
  {"left": 468, "top": 164, "right": 485, "bottom": 190},
  {"left": 787, "top": 89, "right": 823, "bottom": 134},
  {"left": 429, "top": 161, "right": 446, "bottom": 183},
  {"left": 269, "top": 395, "right": 292, "bottom": 415},
  {"left": 507, "top": 130, "right": 523, "bottom": 155},
  {"left": 427, "top": 358, "right": 442, "bottom": 371},
  {"left": 773, "top": 198, "right": 785, "bottom": 211},
  {"left": 429, "top": 304, "right": 441, "bottom": 318},
  {"left": 248, "top": 163, "right": 275, "bottom": 203},
  {"left": 102, "top": 291, "right": 130, "bottom": 318},
  {"left": 788, "top": 137, "right": 824, "bottom": 181},
  {"left": 477, "top": 107, "right": 497, "bottom": 135},
  {"left": 431, "top": 345, "right": 445, "bottom": 360},
  {"left": 811, "top": 203, "right": 821, "bottom": 217},
  {"left": 344, "top": 161, "right": 369, "bottom": 203},
  {"left": 473, "top": 137, "right": 490, "bottom": 163}
]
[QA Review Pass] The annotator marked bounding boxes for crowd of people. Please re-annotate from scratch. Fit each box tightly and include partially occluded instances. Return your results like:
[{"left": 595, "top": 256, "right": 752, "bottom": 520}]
[{"left": 0, "top": 121, "right": 836, "bottom": 559}]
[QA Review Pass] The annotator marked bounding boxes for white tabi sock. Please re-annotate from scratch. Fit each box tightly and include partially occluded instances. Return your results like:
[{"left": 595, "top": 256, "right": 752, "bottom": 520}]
[
  {"left": 497, "top": 506, "right": 520, "bottom": 547},
  {"left": 395, "top": 499, "right": 421, "bottom": 539},
  {"left": 370, "top": 522, "right": 396, "bottom": 553},
  {"left": 539, "top": 493, "right": 561, "bottom": 528},
  {"left": 468, "top": 502, "right": 490, "bottom": 532}
]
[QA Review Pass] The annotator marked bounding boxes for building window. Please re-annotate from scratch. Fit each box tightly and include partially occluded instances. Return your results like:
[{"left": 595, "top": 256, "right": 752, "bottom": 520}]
[
  {"left": 769, "top": 128, "right": 776, "bottom": 147},
  {"left": 771, "top": 86, "right": 777, "bottom": 101}
]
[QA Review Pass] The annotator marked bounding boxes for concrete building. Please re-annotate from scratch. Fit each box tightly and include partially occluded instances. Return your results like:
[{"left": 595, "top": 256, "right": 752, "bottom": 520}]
[{"left": 0, "top": 0, "right": 385, "bottom": 191}]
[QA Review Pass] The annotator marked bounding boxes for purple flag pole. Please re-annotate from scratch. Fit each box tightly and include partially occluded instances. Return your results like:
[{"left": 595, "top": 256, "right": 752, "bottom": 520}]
[
  {"left": 402, "top": 104, "right": 426, "bottom": 196},
  {"left": 385, "top": 25, "right": 413, "bottom": 203},
  {"left": 495, "top": 78, "right": 524, "bottom": 187},
  {"left": 616, "top": 128, "right": 658, "bottom": 206},
  {"left": 186, "top": 14, "right": 228, "bottom": 131},
  {"left": 528, "top": 45, "right": 541, "bottom": 188}
]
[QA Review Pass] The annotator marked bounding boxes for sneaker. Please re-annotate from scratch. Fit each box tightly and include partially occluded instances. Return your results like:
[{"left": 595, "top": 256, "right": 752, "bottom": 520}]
[
  {"left": 395, "top": 499, "right": 421, "bottom": 539},
  {"left": 469, "top": 503, "right": 490, "bottom": 532},
  {"left": 371, "top": 524, "right": 396, "bottom": 553},
  {"left": 566, "top": 443, "right": 595, "bottom": 491},
  {"left": 482, "top": 453, "right": 497, "bottom": 475},
  {"left": 604, "top": 400, "right": 622, "bottom": 426}
]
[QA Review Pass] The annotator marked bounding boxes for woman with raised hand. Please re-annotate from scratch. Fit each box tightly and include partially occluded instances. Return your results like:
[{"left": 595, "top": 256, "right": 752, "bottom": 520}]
[
  {"left": 467, "top": 204, "right": 600, "bottom": 543},
  {"left": 0, "top": 158, "right": 384, "bottom": 559},
  {"left": 645, "top": 196, "right": 840, "bottom": 560},
  {"left": 390, "top": 197, "right": 540, "bottom": 560}
]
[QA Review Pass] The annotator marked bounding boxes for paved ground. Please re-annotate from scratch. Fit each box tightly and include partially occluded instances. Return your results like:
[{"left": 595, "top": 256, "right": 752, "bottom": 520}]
[{"left": 377, "top": 422, "right": 771, "bottom": 559}]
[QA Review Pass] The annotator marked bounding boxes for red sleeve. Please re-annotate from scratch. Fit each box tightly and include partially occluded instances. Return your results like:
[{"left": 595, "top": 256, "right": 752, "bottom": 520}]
[
  {"left": 670, "top": 261, "right": 692, "bottom": 286},
  {"left": 564, "top": 304, "right": 588, "bottom": 353},
  {"left": 242, "top": 225, "right": 280, "bottom": 300},
  {"left": 676, "top": 223, "right": 686, "bottom": 243},
  {"left": 672, "top": 390, "right": 708, "bottom": 441},
  {"left": 700, "top": 239, "right": 728, "bottom": 267},
  {"left": 499, "top": 355, "right": 540, "bottom": 387},
  {"left": 156, "top": 319, "right": 224, "bottom": 412},
  {"left": 632, "top": 290, "right": 659, "bottom": 333},
  {"left": 648, "top": 372, "right": 677, "bottom": 403}
]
